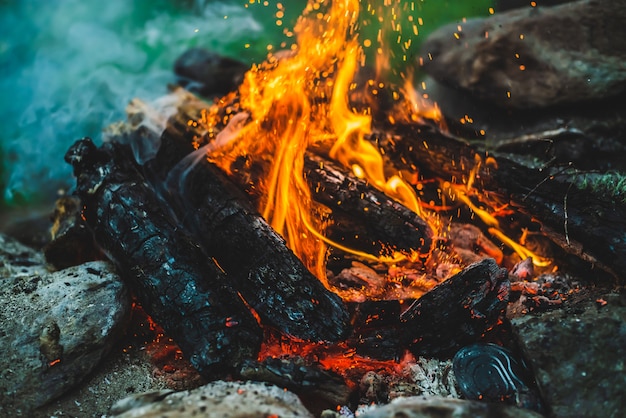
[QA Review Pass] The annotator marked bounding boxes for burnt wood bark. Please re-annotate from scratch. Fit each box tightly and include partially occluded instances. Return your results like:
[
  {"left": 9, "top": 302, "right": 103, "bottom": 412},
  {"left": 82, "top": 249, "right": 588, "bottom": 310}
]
[
  {"left": 65, "top": 138, "right": 263, "bottom": 377},
  {"left": 122, "top": 93, "right": 436, "bottom": 258},
  {"left": 376, "top": 121, "right": 626, "bottom": 280},
  {"left": 304, "top": 153, "right": 433, "bottom": 255},
  {"left": 343, "top": 258, "right": 509, "bottom": 359},
  {"left": 110, "top": 98, "right": 352, "bottom": 342},
  {"left": 399, "top": 258, "right": 510, "bottom": 358},
  {"left": 170, "top": 155, "right": 352, "bottom": 342}
]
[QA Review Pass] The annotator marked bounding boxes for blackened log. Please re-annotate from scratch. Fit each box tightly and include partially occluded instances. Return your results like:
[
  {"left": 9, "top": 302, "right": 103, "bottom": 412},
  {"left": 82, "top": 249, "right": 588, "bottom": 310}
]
[
  {"left": 304, "top": 154, "right": 433, "bottom": 255},
  {"left": 170, "top": 155, "right": 351, "bottom": 342},
  {"left": 377, "top": 122, "right": 626, "bottom": 280},
  {"left": 400, "top": 258, "right": 510, "bottom": 358},
  {"left": 342, "top": 259, "right": 508, "bottom": 359},
  {"left": 64, "top": 138, "right": 262, "bottom": 377},
  {"left": 111, "top": 96, "right": 351, "bottom": 342}
]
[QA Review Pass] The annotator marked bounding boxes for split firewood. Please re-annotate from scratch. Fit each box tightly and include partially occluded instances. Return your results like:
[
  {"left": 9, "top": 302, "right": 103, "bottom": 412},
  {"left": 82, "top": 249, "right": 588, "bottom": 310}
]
[
  {"left": 65, "top": 138, "right": 263, "bottom": 377},
  {"left": 107, "top": 96, "right": 353, "bottom": 343},
  {"left": 117, "top": 92, "right": 435, "bottom": 258},
  {"left": 344, "top": 258, "right": 509, "bottom": 360}
]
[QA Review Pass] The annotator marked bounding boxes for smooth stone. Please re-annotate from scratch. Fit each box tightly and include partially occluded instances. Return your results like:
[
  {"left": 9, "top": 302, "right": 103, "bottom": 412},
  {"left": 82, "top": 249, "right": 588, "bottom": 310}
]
[
  {"left": 0, "top": 234, "right": 130, "bottom": 414},
  {"left": 511, "top": 291, "right": 626, "bottom": 417},
  {"left": 357, "top": 395, "right": 544, "bottom": 418},
  {"left": 109, "top": 380, "right": 314, "bottom": 418},
  {"left": 419, "top": 0, "right": 626, "bottom": 109}
]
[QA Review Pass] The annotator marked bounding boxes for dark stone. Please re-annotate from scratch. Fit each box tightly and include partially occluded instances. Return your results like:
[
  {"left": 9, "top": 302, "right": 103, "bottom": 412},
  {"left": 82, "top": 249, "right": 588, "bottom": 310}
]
[
  {"left": 173, "top": 48, "right": 248, "bottom": 97},
  {"left": 419, "top": 0, "right": 626, "bottom": 109},
  {"left": 511, "top": 290, "right": 626, "bottom": 417}
]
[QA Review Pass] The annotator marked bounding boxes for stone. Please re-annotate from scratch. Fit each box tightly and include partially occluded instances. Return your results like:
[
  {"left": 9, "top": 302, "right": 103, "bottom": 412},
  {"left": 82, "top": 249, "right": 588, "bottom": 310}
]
[
  {"left": 174, "top": 48, "right": 248, "bottom": 97},
  {"left": 109, "top": 380, "right": 314, "bottom": 418},
  {"left": 357, "top": 396, "right": 544, "bottom": 418},
  {"left": 0, "top": 234, "right": 130, "bottom": 414},
  {"left": 511, "top": 290, "right": 626, "bottom": 417},
  {"left": 419, "top": 0, "right": 626, "bottom": 109}
]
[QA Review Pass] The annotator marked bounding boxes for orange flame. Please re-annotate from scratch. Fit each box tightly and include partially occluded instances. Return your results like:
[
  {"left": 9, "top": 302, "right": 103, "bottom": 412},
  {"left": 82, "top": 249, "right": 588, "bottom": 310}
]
[
  {"left": 206, "top": 0, "right": 442, "bottom": 280},
  {"left": 199, "top": 0, "right": 551, "bottom": 285}
]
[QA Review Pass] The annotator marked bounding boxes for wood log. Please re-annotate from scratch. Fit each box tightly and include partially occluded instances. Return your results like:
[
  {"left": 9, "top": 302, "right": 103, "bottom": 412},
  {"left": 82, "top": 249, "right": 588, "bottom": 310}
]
[
  {"left": 304, "top": 153, "right": 433, "bottom": 255},
  {"left": 120, "top": 92, "right": 435, "bottom": 257},
  {"left": 65, "top": 138, "right": 263, "bottom": 377},
  {"left": 375, "top": 121, "right": 626, "bottom": 280},
  {"left": 110, "top": 96, "right": 352, "bottom": 342},
  {"left": 341, "top": 258, "right": 508, "bottom": 359},
  {"left": 169, "top": 154, "right": 352, "bottom": 342},
  {"left": 399, "top": 258, "right": 510, "bottom": 358}
]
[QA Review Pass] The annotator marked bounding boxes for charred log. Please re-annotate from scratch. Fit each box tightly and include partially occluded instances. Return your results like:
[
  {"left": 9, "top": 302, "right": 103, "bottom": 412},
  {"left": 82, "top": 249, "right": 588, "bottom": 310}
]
[
  {"left": 171, "top": 155, "right": 351, "bottom": 342},
  {"left": 64, "top": 138, "right": 263, "bottom": 377},
  {"left": 111, "top": 98, "right": 352, "bottom": 343},
  {"left": 238, "top": 357, "right": 351, "bottom": 415},
  {"left": 400, "top": 258, "right": 510, "bottom": 358},
  {"left": 304, "top": 153, "right": 433, "bottom": 256},
  {"left": 342, "top": 259, "right": 508, "bottom": 360},
  {"left": 121, "top": 93, "right": 435, "bottom": 257}
]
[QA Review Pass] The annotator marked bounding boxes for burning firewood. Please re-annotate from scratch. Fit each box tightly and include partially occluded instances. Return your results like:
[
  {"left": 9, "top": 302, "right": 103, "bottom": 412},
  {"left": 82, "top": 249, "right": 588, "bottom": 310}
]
[
  {"left": 400, "top": 258, "right": 510, "bottom": 358},
  {"left": 119, "top": 92, "right": 436, "bottom": 260},
  {"left": 376, "top": 121, "right": 626, "bottom": 281},
  {"left": 159, "top": 146, "right": 352, "bottom": 342},
  {"left": 304, "top": 153, "right": 433, "bottom": 256},
  {"left": 65, "top": 138, "right": 263, "bottom": 377}
]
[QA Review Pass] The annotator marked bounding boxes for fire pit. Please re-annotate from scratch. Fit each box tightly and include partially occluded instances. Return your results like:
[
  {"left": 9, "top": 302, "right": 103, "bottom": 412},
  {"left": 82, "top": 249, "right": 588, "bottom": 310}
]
[{"left": 1, "top": 0, "right": 625, "bottom": 417}]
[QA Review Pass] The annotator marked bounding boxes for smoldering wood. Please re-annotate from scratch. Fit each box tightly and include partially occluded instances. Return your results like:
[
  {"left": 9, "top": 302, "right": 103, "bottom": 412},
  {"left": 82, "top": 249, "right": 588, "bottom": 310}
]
[
  {"left": 346, "top": 300, "right": 404, "bottom": 360},
  {"left": 64, "top": 138, "right": 263, "bottom": 377},
  {"left": 107, "top": 98, "right": 353, "bottom": 343},
  {"left": 44, "top": 196, "right": 101, "bottom": 269},
  {"left": 375, "top": 121, "right": 626, "bottom": 280},
  {"left": 121, "top": 92, "right": 436, "bottom": 257},
  {"left": 399, "top": 258, "right": 510, "bottom": 358},
  {"left": 304, "top": 153, "right": 433, "bottom": 256},
  {"left": 238, "top": 357, "right": 351, "bottom": 414}
]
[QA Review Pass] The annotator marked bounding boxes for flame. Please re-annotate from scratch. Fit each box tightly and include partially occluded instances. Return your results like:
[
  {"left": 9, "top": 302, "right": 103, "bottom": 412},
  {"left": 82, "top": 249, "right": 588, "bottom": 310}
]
[
  {"left": 205, "top": 0, "right": 443, "bottom": 281},
  {"left": 196, "top": 0, "right": 551, "bottom": 286}
]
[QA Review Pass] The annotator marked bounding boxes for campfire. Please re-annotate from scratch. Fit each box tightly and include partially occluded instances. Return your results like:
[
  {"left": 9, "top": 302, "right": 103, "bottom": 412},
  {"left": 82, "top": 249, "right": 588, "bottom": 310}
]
[
  {"left": 4, "top": 0, "right": 625, "bottom": 416},
  {"left": 65, "top": 0, "right": 554, "bottom": 404}
]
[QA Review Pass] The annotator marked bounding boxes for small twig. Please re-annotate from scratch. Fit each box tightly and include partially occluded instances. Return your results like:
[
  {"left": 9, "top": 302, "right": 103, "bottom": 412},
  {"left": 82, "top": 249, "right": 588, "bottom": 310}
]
[
  {"left": 522, "top": 162, "right": 573, "bottom": 202},
  {"left": 563, "top": 177, "right": 575, "bottom": 246}
]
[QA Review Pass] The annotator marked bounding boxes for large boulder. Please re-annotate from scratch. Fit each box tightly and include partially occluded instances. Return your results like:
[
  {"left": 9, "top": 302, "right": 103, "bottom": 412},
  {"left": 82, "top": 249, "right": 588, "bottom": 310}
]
[{"left": 419, "top": 0, "right": 626, "bottom": 109}]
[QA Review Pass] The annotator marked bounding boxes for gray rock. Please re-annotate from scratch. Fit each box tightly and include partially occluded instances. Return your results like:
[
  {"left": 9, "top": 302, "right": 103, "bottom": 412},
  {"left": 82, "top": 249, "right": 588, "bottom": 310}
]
[
  {"left": 0, "top": 234, "right": 130, "bottom": 414},
  {"left": 420, "top": 0, "right": 626, "bottom": 109},
  {"left": 109, "top": 380, "right": 314, "bottom": 418},
  {"left": 511, "top": 291, "right": 626, "bottom": 417},
  {"left": 358, "top": 396, "right": 544, "bottom": 418}
]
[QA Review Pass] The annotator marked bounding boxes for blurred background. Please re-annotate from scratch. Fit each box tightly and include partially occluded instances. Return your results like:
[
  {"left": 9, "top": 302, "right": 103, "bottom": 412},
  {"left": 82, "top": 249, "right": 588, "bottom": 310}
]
[{"left": 0, "top": 0, "right": 493, "bottom": 215}]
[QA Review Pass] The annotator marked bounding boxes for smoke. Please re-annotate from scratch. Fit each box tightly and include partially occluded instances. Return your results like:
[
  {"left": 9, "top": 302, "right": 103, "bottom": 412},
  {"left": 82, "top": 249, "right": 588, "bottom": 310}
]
[{"left": 0, "top": 0, "right": 263, "bottom": 207}]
